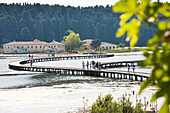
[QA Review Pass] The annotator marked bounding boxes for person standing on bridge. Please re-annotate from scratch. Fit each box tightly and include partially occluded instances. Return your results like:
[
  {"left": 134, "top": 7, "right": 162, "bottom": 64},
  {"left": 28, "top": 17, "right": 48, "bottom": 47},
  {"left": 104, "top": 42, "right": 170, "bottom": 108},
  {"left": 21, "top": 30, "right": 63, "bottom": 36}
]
[
  {"left": 30, "top": 55, "right": 33, "bottom": 67},
  {"left": 132, "top": 64, "right": 135, "bottom": 73},
  {"left": 98, "top": 62, "right": 101, "bottom": 70},
  {"left": 90, "top": 61, "right": 92, "bottom": 70},
  {"left": 86, "top": 61, "right": 89, "bottom": 70},
  {"left": 82, "top": 61, "right": 85, "bottom": 69},
  {"left": 128, "top": 64, "right": 130, "bottom": 72}
]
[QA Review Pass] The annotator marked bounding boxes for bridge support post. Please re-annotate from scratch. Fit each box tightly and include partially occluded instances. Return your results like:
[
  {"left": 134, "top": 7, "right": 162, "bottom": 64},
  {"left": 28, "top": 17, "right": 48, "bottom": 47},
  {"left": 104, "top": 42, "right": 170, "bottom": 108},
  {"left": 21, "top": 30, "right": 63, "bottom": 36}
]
[
  {"left": 135, "top": 76, "right": 138, "bottom": 81},
  {"left": 72, "top": 71, "right": 74, "bottom": 75},
  {"left": 140, "top": 77, "right": 143, "bottom": 82},
  {"left": 103, "top": 73, "right": 105, "bottom": 77}
]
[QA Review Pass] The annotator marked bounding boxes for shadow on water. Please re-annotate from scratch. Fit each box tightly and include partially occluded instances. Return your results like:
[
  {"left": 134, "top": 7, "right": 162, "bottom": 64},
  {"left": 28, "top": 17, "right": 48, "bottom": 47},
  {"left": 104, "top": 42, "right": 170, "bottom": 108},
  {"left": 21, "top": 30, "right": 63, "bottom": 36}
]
[{"left": 0, "top": 72, "right": 139, "bottom": 89}]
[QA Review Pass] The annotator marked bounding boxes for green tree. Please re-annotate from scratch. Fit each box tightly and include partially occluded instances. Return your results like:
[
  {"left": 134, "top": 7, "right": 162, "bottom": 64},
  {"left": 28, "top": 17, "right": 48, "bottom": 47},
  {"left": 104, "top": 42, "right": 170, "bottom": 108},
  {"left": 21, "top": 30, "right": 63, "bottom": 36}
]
[
  {"left": 64, "top": 30, "right": 81, "bottom": 51},
  {"left": 113, "top": 0, "right": 170, "bottom": 112},
  {"left": 62, "top": 30, "right": 74, "bottom": 43},
  {"left": 90, "top": 39, "right": 101, "bottom": 50}
]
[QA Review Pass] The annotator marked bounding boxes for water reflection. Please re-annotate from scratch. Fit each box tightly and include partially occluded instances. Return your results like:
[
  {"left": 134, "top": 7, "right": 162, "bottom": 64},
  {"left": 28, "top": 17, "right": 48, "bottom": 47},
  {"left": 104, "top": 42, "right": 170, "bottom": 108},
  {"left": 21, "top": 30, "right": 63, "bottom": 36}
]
[{"left": 0, "top": 72, "right": 139, "bottom": 89}]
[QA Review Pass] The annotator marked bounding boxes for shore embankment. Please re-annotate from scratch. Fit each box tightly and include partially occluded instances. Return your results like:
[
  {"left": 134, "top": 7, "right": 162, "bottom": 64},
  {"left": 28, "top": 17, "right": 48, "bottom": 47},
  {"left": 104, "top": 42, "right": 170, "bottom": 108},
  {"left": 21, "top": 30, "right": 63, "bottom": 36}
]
[{"left": 0, "top": 51, "right": 145, "bottom": 58}]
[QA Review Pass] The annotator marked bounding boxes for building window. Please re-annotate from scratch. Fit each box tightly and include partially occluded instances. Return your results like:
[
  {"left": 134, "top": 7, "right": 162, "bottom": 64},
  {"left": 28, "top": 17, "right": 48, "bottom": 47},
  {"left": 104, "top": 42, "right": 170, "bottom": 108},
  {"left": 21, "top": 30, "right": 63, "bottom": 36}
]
[
  {"left": 113, "top": 46, "right": 115, "bottom": 49},
  {"left": 106, "top": 46, "right": 108, "bottom": 49},
  {"left": 40, "top": 46, "right": 41, "bottom": 48},
  {"left": 110, "top": 46, "right": 112, "bottom": 49},
  {"left": 35, "top": 46, "right": 37, "bottom": 48},
  {"left": 22, "top": 46, "right": 23, "bottom": 48},
  {"left": 27, "top": 46, "right": 29, "bottom": 48},
  {"left": 31, "top": 46, "right": 33, "bottom": 48}
]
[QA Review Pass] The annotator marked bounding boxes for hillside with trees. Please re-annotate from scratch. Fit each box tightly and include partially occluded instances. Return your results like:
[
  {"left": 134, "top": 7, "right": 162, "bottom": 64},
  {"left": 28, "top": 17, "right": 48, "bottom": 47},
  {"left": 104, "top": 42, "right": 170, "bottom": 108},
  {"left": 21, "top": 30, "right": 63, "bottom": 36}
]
[{"left": 0, "top": 3, "right": 156, "bottom": 46}]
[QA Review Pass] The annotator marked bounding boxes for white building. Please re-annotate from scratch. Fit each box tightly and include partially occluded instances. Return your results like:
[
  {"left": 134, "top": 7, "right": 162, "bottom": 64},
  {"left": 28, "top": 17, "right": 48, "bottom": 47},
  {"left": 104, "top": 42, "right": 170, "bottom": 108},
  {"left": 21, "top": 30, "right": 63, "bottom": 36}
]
[
  {"left": 3, "top": 39, "right": 65, "bottom": 54},
  {"left": 100, "top": 42, "right": 117, "bottom": 50}
]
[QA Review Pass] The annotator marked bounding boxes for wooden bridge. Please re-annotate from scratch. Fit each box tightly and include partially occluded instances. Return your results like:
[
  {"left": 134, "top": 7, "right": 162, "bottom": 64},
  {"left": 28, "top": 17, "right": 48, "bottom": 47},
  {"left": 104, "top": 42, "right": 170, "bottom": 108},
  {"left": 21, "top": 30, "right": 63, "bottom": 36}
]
[
  {"left": 101, "top": 60, "right": 142, "bottom": 68},
  {"left": 8, "top": 54, "right": 149, "bottom": 82}
]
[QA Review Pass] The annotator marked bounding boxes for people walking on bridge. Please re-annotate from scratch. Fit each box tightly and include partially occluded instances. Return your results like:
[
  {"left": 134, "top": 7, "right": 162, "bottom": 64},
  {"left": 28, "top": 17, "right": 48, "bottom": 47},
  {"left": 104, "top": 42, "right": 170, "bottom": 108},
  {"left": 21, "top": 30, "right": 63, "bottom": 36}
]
[
  {"left": 98, "top": 62, "right": 101, "bottom": 70},
  {"left": 90, "top": 61, "right": 92, "bottom": 70},
  {"left": 128, "top": 64, "right": 130, "bottom": 72},
  {"left": 86, "top": 61, "right": 89, "bottom": 70},
  {"left": 30, "top": 60, "right": 32, "bottom": 67},
  {"left": 30, "top": 55, "right": 33, "bottom": 67},
  {"left": 132, "top": 64, "right": 135, "bottom": 73},
  {"left": 92, "top": 61, "right": 95, "bottom": 69},
  {"left": 96, "top": 62, "right": 99, "bottom": 69},
  {"left": 82, "top": 61, "right": 85, "bottom": 69}
]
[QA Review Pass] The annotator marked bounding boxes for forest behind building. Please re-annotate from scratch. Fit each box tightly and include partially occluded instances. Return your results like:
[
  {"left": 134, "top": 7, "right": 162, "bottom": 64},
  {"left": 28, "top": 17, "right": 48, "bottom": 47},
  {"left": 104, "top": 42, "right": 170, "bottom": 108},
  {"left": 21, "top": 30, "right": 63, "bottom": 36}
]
[{"left": 0, "top": 3, "right": 156, "bottom": 46}]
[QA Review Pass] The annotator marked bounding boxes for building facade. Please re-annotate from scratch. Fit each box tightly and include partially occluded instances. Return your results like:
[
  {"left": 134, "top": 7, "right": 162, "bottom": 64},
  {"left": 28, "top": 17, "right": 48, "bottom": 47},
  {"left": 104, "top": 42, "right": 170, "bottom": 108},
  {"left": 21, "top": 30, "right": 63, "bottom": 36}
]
[
  {"left": 3, "top": 39, "right": 65, "bottom": 53},
  {"left": 100, "top": 42, "right": 117, "bottom": 50},
  {"left": 81, "top": 39, "right": 94, "bottom": 50}
]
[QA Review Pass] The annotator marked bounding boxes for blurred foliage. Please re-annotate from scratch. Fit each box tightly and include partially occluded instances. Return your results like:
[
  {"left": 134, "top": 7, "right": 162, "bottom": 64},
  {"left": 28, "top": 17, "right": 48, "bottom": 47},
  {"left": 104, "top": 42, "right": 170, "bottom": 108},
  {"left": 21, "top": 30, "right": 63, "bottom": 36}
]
[
  {"left": 113, "top": 0, "right": 170, "bottom": 112},
  {"left": 90, "top": 94, "right": 144, "bottom": 113}
]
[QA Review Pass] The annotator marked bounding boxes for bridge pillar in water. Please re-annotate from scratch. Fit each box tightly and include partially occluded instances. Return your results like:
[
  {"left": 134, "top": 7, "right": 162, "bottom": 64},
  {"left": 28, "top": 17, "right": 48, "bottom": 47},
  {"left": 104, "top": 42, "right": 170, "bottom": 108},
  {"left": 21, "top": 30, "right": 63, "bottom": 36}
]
[
  {"left": 135, "top": 76, "right": 138, "bottom": 81},
  {"left": 120, "top": 74, "right": 122, "bottom": 79},
  {"left": 103, "top": 73, "right": 105, "bottom": 77},
  {"left": 106, "top": 73, "right": 109, "bottom": 77},
  {"left": 140, "top": 77, "right": 143, "bottom": 82},
  {"left": 72, "top": 71, "right": 74, "bottom": 75}
]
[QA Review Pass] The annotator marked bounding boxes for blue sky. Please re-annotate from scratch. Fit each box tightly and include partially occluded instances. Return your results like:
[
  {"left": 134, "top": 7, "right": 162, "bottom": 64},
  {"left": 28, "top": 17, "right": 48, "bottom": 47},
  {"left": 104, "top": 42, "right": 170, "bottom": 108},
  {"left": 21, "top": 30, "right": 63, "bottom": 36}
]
[{"left": 0, "top": 0, "right": 169, "bottom": 7}]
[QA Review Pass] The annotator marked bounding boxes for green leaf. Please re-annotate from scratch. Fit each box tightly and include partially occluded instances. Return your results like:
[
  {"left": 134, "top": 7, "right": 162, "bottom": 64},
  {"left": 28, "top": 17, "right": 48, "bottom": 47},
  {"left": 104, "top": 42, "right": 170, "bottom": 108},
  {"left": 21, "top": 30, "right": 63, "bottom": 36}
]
[
  {"left": 113, "top": 1, "right": 131, "bottom": 13},
  {"left": 151, "top": 90, "right": 164, "bottom": 102},
  {"left": 139, "top": 78, "right": 152, "bottom": 95},
  {"left": 158, "top": 22, "right": 167, "bottom": 31},
  {"left": 159, "top": 97, "right": 169, "bottom": 113},
  {"left": 113, "top": 0, "right": 138, "bottom": 13},
  {"left": 162, "top": 75, "right": 170, "bottom": 82},
  {"left": 153, "top": 68, "right": 164, "bottom": 80},
  {"left": 158, "top": 3, "right": 170, "bottom": 17},
  {"left": 130, "top": 35, "right": 138, "bottom": 47},
  {"left": 143, "top": 50, "right": 149, "bottom": 57},
  {"left": 120, "top": 13, "right": 133, "bottom": 26},
  {"left": 116, "top": 28, "right": 126, "bottom": 37}
]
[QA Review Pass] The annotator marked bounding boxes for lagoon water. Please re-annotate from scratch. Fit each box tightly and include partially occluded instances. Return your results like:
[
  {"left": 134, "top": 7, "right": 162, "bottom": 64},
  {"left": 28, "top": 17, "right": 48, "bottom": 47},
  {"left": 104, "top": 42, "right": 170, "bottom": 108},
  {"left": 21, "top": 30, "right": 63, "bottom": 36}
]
[{"left": 0, "top": 52, "right": 163, "bottom": 113}]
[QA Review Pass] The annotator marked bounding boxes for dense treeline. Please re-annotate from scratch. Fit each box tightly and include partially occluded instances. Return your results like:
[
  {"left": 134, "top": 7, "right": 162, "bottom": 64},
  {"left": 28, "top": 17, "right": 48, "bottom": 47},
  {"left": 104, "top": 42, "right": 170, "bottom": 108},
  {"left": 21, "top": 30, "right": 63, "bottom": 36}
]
[{"left": 0, "top": 3, "right": 156, "bottom": 46}]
